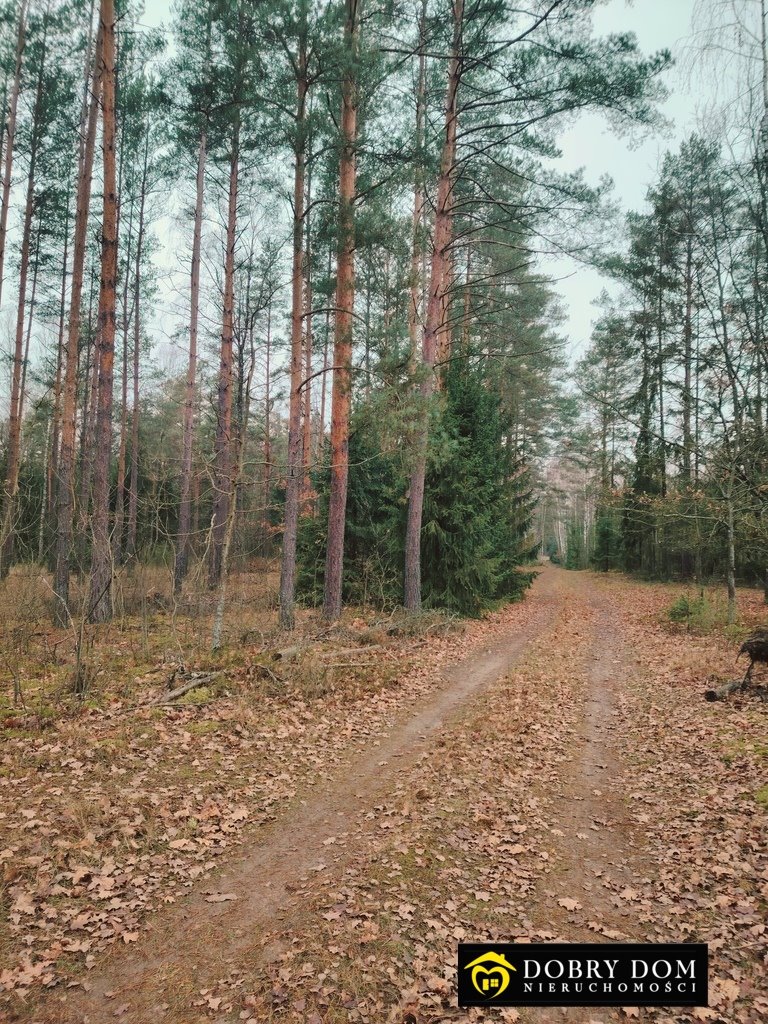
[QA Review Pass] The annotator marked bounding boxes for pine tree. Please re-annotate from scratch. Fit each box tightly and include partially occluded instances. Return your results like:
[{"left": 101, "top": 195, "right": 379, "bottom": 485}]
[{"left": 87, "top": 0, "right": 118, "bottom": 624}]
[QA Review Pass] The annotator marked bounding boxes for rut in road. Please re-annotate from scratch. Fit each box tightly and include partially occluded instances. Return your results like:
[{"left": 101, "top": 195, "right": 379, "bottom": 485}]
[
  {"left": 44, "top": 568, "right": 565, "bottom": 1024},
  {"left": 520, "top": 583, "right": 651, "bottom": 1024}
]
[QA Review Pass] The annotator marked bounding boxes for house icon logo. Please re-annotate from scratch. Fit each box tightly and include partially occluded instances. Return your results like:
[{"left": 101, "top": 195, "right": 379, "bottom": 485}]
[{"left": 464, "top": 951, "right": 516, "bottom": 998}]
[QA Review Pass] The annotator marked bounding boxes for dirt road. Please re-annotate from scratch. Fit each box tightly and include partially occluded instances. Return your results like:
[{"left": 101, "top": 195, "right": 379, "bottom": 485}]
[{"left": 25, "top": 568, "right": 768, "bottom": 1024}]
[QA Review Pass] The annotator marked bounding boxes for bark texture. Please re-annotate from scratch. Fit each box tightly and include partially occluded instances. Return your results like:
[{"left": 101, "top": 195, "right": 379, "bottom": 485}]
[
  {"left": 209, "top": 119, "right": 240, "bottom": 588},
  {"left": 87, "top": 0, "right": 118, "bottom": 623},
  {"left": 279, "top": 12, "right": 308, "bottom": 630},
  {"left": 0, "top": 0, "right": 27, "bottom": 310},
  {"left": 174, "top": 124, "right": 207, "bottom": 593},
  {"left": 322, "top": 0, "right": 359, "bottom": 622},
  {"left": 403, "top": 0, "right": 462, "bottom": 611},
  {"left": 53, "top": 16, "right": 102, "bottom": 623},
  {"left": 0, "top": 14, "right": 45, "bottom": 577},
  {"left": 125, "top": 137, "right": 148, "bottom": 562}
]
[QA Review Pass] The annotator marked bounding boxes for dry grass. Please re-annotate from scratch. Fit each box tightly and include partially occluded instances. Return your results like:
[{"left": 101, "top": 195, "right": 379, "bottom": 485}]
[{"left": 0, "top": 556, "right": 469, "bottom": 724}]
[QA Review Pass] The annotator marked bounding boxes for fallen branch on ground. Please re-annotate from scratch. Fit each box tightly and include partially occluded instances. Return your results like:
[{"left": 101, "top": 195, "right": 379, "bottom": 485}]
[
  {"left": 705, "top": 678, "right": 746, "bottom": 701},
  {"left": 316, "top": 645, "right": 386, "bottom": 659},
  {"left": 148, "top": 672, "right": 222, "bottom": 706}
]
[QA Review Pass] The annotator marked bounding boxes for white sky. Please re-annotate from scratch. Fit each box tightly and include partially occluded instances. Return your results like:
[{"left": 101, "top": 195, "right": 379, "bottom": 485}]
[{"left": 549, "top": 0, "right": 701, "bottom": 364}]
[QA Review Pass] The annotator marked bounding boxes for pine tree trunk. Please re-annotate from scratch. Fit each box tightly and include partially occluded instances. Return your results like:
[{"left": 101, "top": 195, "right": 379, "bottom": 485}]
[
  {"left": 87, "top": 0, "right": 118, "bottom": 624},
  {"left": 110, "top": 99, "right": 136, "bottom": 561},
  {"left": 318, "top": 242, "right": 331, "bottom": 458},
  {"left": 174, "top": 122, "right": 207, "bottom": 593},
  {"left": 113, "top": 196, "right": 134, "bottom": 563},
  {"left": 279, "top": 17, "right": 308, "bottom": 630},
  {"left": 209, "top": 118, "right": 240, "bottom": 588},
  {"left": 77, "top": 266, "right": 100, "bottom": 541},
  {"left": 322, "top": 0, "right": 359, "bottom": 622},
  {"left": 434, "top": 185, "right": 455, "bottom": 385},
  {"left": 408, "top": 1, "right": 427, "bottom": 366},
  {"left": 211, "top": 324, "right": 258, "bottom": 651},
  {"left": 682, "top": 238, "right": 694, "bottom": 483},
  {"left": 726, "top": 476, "right": 737, "bottom": 625},
  {"left": 656, "top": 249, "right": 667, "bottom": 498},
  {"left": 192, "top": 471, "right": 200, "bottom": 541},
  {"left": 302, "top": 149, "right": 313, "bottom": 511},
  {"left": 0, "top": 27, "right": 45, "bottom": 578},
  {"left": 53, "top": 16, "right": 103, "bottom": 624},
  {"left": 78, "top": 330, "right": 100, "bottom": 534},
  {"left": 262, "top": 300, "right": 272, "bottom": 556},
  {"left": 0, "top": 0, "right": 27, "bottom": 310},
  {"left": 18, "top": 227, "right": 41, "bottom": 447},
  {"left": 301, "top": 272, "right": 313, "bottom": 506},
  {"left": 38, "top": 414, "right": 52, "bottom": 563},
  {"left": 403, "top": 0, "right": 462, "bottom": 612},
  {"left": 125, "top": 135, "right": 148, "bottom": 562},
  {"left": 49, "top": 191, "right": 71, "bottom": 526}
]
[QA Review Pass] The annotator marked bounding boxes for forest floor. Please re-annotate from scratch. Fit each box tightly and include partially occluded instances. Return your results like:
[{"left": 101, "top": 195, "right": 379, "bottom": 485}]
[{"left": 0, "top": 565, "right": 767, "bottom": 1024}]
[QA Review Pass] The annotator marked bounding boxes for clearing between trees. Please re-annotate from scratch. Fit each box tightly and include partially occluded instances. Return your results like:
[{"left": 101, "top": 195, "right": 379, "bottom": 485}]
[{"left": 0, "top": 566, "right": 766, "bottom": 1024}]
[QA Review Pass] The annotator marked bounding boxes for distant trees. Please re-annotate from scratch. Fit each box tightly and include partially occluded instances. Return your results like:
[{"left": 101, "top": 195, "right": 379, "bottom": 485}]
[{"left": 558, "top": 127, "right": 768, "bottom": 607}]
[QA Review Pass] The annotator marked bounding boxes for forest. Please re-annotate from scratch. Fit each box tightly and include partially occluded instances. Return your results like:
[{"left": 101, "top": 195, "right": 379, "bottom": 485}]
[
  {"left": 0, "top": 0, "right": 767, "bottom": 1022},
  {"left": 0, "top": 0, "right": 765, "bottom": 635}
]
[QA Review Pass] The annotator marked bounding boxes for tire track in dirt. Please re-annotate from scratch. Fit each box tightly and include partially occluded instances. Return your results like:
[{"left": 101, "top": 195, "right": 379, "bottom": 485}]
[
  {"left": 521, "top": 579, "right": 654, "bottom": 1024},
  {"left": 40, "top": 568, "right": 566, "bottom": 1024}
]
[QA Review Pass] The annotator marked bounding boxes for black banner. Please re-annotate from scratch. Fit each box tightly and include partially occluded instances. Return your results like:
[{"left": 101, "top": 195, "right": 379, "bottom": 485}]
[{"left": 457, "top": 942, "right": 708, "bottom": 1007}]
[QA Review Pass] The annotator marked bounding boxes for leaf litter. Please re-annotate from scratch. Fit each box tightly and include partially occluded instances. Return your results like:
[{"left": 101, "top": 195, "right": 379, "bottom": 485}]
[{"left": 1, "top": 569, "right": 766, "bottom": 1024}]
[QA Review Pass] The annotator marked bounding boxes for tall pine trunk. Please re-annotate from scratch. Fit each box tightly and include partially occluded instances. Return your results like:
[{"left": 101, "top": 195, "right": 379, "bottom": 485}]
[
  {"left": 656, "top": 248, "right": 667, "bottom": 498},
  {"left": 49, "top": 189, "right": 72, "bottom": 525},
  {"left": 87, "top": 0, "right": 118, "bottom": 623},
  {"left": 322, "top": 0, "right": 359, "bottom": 622},
  {"left": 318, "top": 242, "right": 332, "bottom": 459},
  {"left": 0, "top": 0, "right": 27, "bottom": 310},
  {"left": 682, "top": 237, "right": 694, "bottom": 483},
  {"left": 174, "top": 122, "right": 207, "bottom": 593},
  {"left": 113, "top": 195, "right": 134, "bottom": 561},
  {"left": 403, "top": 0, "right": 462, "bottom": 611},
  {"left": 211, "top": 325, "right": 258, "bottom": 650},
  {"left": 78, "top": 327, "right": 100, "bottom": 534},
  {"left": 408, "top": 0, "right": 427, "bottom": 365},
  {"left": 262, "top": 299, "right": 272, "bottom": 556},
  {"left": 53, "top": 16, "right": 103, "bottom": 624},
  {"left": 125, "top": 135, "right": 148, "bottom": 562},
  {"left": 209, "top": 118, "right": 240, "bottom": 588},
  {"left": 0, "top": 19, "right": 46, "bottom": 577},
  {"left": 302, "top": 149, "right": 313, "bottom": 510},
  {"left": 279, "top": 7, "right": 308, "bottom": 629},
  {"left": 726, "top": 468, "right": 737, "bottom": 625}
]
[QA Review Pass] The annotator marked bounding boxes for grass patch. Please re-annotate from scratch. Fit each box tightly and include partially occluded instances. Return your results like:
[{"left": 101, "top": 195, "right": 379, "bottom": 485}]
[
  {"left": 666, "top": 587, "right": 746, "bottom": 633},
  {"left": 187, "top": 720, "right": 220, "bottom": 736}
]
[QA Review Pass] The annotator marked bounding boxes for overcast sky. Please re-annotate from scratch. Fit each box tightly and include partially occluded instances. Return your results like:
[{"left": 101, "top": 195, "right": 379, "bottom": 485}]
[{"left": 550, "top": 0, "right": 701, "bottom": 364}]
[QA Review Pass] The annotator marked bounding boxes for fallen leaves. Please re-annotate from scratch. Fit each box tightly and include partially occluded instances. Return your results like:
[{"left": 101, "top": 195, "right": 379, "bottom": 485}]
[
  {"left": 0, "top": 588, "right": 530, "bottom": 1010},
  {"left": 233, "top": 575, "right": 768, "bottom": 1024},
  {"left": 204, "top": 892, "right": 238, "bottom": 903},
  {"left": 2, "top": 571, "right": 767, "bottom": 1024},
  {"left": 557, "top": 897, "right": 582, "bottom": 912}
]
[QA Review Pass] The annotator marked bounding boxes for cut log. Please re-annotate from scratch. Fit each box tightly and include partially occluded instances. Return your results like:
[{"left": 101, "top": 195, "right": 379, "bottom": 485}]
[
  {"left": 275, "top": 644, "right": 306, "bottom": 662},
  {"left": 317, "top": 644, "right": 385, "bottom": 659},
  {"left": 148, "top": 672, "right": 221, "bottom": 706},
  {"left": 704, "top": 678, "right": 746, "bottom": 702}
]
